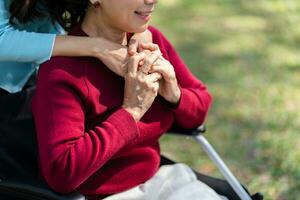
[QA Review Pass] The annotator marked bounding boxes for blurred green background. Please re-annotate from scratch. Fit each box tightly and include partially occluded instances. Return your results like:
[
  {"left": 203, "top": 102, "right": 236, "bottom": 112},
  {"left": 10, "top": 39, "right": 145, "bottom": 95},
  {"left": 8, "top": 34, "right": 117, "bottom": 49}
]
[{"left": 152, "top": 0, "right": 300, "bottom": 199}]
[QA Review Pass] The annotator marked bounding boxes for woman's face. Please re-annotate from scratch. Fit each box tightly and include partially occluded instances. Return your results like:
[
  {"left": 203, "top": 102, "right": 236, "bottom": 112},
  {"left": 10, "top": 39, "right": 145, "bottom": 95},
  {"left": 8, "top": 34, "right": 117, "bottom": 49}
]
[{"left": 99, "top": 0, "right": 158, "bottom": 33}]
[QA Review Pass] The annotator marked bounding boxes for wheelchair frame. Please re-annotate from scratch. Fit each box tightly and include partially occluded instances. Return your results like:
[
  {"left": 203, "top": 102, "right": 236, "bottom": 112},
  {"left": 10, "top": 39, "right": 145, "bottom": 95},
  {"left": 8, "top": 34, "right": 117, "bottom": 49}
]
[{"left": 0, "top": 125, "right": 263, "bottom": 200}]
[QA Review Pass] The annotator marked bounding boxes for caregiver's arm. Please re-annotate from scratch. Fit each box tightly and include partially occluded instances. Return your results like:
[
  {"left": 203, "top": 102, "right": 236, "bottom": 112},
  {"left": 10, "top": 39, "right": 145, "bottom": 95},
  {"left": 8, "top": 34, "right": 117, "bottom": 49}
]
[
  {"left": 0, "top": 1, "right": 54, "bottom": 63},
  {"left": 0, "top": 1, "right": 150, "bottom": 68}
]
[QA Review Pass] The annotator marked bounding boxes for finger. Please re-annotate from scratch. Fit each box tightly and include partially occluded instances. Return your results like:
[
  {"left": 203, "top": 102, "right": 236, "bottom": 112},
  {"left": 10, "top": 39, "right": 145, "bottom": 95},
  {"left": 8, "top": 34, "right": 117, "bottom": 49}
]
[
  {"left": 138, "top": 60, "right": 144, "bottom": 66},
  {"left": 149, "top": 57, "right": 169, "bottom": 71},
  {"left": 140, "top": 51, "right": 161, "bottom": 74},
  {"left": 127, "top": 52, "right": 146, "bottom": 76},
  {"left": 128, "top": 38, "right": 138, "bottom": 56},
  {"left": 140, "top": 43, "right": 160, "bottom": 52},
  {"left": 149, "top": 64, "right": 171, "bottom": 80},
  {"left": 142, "top": 49, "right": 151, "bottom": 54},
  {"left": 151, "top": 82, "right": 160, "bottom": 94},
  {"left": 137, "top": 49, "right": 151, "bottom": 67},
  {"left": 146, "top": 72, "right": 163, "bottom": 82}
]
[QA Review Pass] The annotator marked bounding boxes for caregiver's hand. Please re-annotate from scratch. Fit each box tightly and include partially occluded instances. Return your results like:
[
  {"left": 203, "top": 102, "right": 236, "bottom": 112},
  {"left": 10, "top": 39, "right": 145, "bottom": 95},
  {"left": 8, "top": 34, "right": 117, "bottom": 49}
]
[
  {"left": 128, "top": 30, "right": 153, "bottom": 56},
  {"left": 96, "top": 30, "right": 153, "bottom": 77}
]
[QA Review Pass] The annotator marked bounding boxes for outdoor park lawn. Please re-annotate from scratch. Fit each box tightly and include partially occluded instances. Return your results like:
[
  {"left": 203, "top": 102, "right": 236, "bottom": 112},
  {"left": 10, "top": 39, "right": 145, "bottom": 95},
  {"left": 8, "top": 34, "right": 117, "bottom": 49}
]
[{"left": 152, "top": 1, "right": 300, "bottom": 199}]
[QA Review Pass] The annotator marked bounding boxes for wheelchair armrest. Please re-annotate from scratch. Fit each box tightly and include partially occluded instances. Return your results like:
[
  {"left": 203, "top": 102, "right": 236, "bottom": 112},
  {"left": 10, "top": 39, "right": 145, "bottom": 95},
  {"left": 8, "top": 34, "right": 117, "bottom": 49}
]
[
  {"left": 167, "top": 124, "right": 206, "bottom": 136},
  {"left": 0, "top": 179, "right": 85, "bottom": 200}
]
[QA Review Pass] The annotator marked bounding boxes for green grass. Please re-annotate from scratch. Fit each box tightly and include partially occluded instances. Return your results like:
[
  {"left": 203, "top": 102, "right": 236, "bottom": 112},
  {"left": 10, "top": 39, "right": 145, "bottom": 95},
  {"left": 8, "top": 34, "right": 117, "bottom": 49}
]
[{"left": 152, "top": 1, "right": 300, "bottom": 199}]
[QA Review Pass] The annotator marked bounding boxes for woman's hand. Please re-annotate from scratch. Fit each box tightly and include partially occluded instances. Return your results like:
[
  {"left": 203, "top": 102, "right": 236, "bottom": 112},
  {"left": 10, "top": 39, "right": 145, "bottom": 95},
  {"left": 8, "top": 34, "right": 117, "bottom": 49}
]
[
  {"left": 122, "top": 52, "right": 161, "bottom": 121},
  {"left": 150, "top": 57, "right": 181, "bottom": 105},
  {"left": 139, "top": 43, "right": 181, "bottom": 105}
]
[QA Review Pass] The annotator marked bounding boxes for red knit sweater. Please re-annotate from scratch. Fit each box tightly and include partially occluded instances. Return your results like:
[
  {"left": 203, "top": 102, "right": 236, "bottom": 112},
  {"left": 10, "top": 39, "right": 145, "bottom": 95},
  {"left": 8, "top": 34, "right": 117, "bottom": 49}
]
[{"left": 32, "top": 26, "right": 212, "bottom": 197}]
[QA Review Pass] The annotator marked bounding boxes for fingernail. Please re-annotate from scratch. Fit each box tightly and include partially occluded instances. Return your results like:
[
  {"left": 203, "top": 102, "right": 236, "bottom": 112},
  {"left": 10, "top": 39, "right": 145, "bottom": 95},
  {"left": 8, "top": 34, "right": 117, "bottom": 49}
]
[{"left": 129, "top": 51, "right": 136, "bottom": 56}]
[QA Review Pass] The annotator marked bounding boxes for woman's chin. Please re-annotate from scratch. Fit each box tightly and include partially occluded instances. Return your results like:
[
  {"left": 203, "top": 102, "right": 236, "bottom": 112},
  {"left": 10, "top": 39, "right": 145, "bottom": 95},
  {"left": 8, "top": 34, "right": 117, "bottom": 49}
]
[{"left": 129, "top": 24, "right": 149, "bottom": 33}]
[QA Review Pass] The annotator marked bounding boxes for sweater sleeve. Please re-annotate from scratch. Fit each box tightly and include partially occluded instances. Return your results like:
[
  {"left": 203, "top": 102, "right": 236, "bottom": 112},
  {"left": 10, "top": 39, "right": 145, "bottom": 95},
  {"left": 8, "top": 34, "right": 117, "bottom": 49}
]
[
  {"left": 32, "top": 62, "right": 139, "bottom": 193},
  {"left": 0, "top": 1, "right": 55, "bottom": 64},
  {"left": 150, "top": 27, "right": 213, "bottom": 129}
]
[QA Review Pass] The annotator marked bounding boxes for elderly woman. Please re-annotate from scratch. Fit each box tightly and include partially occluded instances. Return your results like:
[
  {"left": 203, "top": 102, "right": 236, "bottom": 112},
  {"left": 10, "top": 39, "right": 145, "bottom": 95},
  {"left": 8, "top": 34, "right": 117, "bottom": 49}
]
[
  {"left": 32, "top": 0, "right": 219, "bottom": 199},
  {"left": 0, "top": 0, "right": 152, "bottom": 183}
]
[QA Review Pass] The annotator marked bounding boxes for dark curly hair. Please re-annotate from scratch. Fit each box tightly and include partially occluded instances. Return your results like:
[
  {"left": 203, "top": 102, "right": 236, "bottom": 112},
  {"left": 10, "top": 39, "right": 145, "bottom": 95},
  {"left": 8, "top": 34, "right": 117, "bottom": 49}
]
[
  {"left": 44, "top": 0, "right": 88, "bottom": 30},
  {"left": 9, "top": 0, "right": 43, "bottom": 24},
  {"left": 9, "top": 0, "right": 88, "bottom": 30}
]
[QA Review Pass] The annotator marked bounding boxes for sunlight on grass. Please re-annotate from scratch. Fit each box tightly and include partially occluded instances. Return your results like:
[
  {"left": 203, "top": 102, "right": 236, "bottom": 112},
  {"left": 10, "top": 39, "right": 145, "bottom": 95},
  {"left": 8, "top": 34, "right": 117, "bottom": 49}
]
[
  {"left": 222, "top": 15, "right": 268, "bottom": 32},
  {"left": 266, "top": 45, "right": 300, "bottom": 68},
  {"left": 207, "top": 34, "right": 265, "bottom": 56},
  {"left": 152, "top": 0, "right": 300, "bottom": 199}
]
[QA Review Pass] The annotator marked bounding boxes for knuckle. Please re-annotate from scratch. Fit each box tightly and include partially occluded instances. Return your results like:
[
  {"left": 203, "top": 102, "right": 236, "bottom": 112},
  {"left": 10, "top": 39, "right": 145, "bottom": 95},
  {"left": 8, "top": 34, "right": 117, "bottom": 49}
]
[
  {"left": 146, "top": 82, "right": 153, "bottom": 88},
  {"left": 143, "top": 80, "right": 149, "bottom": 87},
  {"left": 153, "top": 44, "right": 159, "bottom": 49},
  {"left": 129, "top": 38, "right": 137, "bottom": 44},
  {"left": 152, "top": 85, "right": 159, "bottom": 93},
  {"left": 145, "top": 79, "right": 153, "bottom": 87},
  {"left": 146, "top": 83, "right": 154, "bottom": 91},
  {"left": 137, "top": 75, "right": 145, "bottom": 83},
  {"left": 150, "top": 85, "right": 156, "bottom": 92}
]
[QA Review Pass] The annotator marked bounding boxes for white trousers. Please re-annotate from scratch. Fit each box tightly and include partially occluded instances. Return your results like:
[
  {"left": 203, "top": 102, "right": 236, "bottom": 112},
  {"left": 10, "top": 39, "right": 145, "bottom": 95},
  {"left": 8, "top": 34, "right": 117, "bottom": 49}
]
[{"left": 104, "top": 163, "right": 228, "bottom": 200}]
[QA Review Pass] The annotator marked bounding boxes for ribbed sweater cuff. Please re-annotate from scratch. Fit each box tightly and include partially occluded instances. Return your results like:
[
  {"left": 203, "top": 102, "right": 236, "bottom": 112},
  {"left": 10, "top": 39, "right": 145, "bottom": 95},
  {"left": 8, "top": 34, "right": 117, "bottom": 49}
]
[
  {"left": 172, "top": 87, "right": 190, "bottom": 115},
  {"left": 106, "top": 108, "right": 140, "bottom": 144}
]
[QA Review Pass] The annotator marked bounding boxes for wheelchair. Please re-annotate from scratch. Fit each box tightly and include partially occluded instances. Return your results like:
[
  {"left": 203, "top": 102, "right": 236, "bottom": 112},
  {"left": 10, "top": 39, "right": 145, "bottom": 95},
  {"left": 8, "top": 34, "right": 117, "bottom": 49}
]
[{"left": 0, "top": 115, "right": 263, "bottom": 200}]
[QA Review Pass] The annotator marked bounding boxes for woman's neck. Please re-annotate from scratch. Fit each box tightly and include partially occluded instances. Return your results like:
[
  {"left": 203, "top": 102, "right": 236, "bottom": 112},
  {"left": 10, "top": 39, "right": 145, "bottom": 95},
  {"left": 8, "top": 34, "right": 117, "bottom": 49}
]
[{"left": 81, "top": 8, "right": 127, "bottom": 45}]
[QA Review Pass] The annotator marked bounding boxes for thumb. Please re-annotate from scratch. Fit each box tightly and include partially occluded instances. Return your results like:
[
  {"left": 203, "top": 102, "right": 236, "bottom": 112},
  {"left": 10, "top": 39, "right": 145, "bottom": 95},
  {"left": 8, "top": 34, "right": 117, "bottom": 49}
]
[{"left": 128, "top": 38, "right": 138, "bottom": 56}]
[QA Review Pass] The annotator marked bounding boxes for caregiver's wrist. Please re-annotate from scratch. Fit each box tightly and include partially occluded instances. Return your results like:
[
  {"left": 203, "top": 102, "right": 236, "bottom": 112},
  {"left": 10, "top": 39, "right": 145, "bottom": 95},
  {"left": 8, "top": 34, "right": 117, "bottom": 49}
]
[{"left": 90, "top": 37, "right": 109, "bottom": 59}]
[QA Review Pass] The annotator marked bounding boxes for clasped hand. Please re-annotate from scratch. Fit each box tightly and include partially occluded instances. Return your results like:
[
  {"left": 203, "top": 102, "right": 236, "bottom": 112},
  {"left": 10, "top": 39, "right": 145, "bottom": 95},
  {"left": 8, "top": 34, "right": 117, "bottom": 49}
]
[
  {"left": 122, "top": 38, "right": 181, "bottom": 121},
  {"left": 138, "top": 43, "right": 181, "bottom": 105}
]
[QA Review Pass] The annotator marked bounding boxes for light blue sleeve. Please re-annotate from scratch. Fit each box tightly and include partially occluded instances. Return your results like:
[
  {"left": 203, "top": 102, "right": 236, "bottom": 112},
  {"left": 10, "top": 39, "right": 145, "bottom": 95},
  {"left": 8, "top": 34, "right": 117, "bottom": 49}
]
[{"left": 0, "top": 0, "right": 56, "bottom": 64}]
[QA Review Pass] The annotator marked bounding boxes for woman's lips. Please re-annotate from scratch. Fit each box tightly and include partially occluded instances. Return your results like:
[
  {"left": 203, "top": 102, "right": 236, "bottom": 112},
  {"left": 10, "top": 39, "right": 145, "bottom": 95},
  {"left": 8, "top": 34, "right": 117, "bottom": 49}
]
[{"left": 135, "top": 11, "right": 153, "bottom": 22}]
